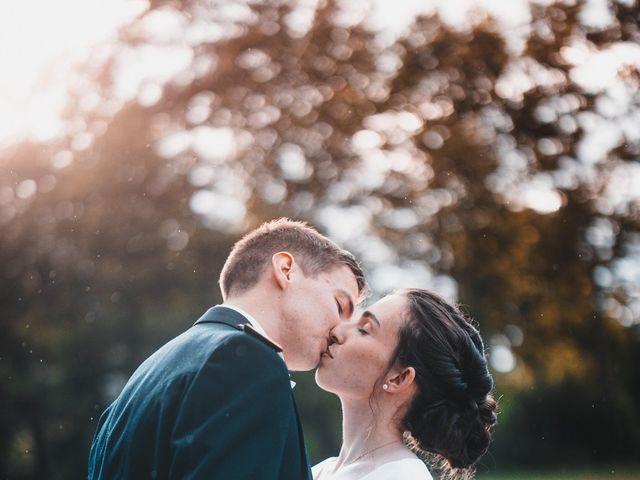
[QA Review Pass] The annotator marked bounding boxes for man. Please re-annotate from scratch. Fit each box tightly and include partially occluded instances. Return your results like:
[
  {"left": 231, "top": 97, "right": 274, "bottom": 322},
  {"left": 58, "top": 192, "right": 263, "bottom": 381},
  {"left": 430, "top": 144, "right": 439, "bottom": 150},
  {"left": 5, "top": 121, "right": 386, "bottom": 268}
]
[{"left": 88, "top": 218, "right": 366, "bottom": 479}]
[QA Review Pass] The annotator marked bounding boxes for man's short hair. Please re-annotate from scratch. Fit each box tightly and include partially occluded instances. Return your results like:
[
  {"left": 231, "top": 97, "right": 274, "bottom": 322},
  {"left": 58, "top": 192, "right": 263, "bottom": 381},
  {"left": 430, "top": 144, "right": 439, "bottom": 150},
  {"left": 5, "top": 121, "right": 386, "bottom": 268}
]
[{"left": 219, "top": 218, "right": 366, "bottom": 299}]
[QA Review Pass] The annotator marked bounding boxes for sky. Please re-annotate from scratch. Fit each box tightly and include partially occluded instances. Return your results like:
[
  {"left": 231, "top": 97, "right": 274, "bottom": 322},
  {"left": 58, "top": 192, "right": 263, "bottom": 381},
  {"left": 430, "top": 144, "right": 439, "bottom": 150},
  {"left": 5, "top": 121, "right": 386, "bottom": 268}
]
[{"left": 0, "top": 0, "right": 147, "bottom": 147}]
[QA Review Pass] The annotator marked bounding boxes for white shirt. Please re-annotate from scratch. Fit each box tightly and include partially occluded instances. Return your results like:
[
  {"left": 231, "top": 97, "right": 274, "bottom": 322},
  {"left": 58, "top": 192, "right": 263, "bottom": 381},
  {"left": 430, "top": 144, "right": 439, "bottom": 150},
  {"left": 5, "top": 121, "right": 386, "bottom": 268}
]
[
  {"left": 222, "top": 304, "right": 295, "bottom": 388},
  {"left": 312, "top": 456, "right": 432, "bottom": 480}
]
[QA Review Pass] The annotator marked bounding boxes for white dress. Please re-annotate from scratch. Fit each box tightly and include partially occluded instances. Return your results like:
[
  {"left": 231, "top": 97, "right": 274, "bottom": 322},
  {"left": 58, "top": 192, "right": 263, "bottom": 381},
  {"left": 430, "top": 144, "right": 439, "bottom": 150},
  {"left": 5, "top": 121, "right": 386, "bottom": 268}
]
[{"left": 312, "top": 455, "right": 433, "bottom": 480}]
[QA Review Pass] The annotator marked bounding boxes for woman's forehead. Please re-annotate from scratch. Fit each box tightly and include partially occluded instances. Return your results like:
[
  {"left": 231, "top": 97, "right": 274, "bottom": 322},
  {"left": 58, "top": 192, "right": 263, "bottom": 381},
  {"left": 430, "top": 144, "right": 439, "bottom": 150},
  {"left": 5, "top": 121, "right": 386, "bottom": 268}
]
[
  {"left": 365, "top": 294, "right": 407, "bottom": 325},
  {"left": 372, "top": 292, "right": 406, "bottom": 310}
]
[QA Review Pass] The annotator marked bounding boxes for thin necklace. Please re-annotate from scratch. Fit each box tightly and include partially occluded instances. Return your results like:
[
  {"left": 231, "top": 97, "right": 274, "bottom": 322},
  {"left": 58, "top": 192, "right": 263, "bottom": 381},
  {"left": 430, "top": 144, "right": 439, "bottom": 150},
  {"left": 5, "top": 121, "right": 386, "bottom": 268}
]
[{"left": 344, "top": 440, "right": 401, "bottom": 466}]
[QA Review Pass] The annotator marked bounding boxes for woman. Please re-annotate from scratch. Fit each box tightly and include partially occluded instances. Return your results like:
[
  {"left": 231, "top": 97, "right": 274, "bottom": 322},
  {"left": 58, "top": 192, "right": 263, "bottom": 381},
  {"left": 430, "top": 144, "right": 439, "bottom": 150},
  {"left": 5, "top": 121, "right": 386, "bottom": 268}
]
[{"left": 313, "top": 288, "right": 497, "bottom": 480}]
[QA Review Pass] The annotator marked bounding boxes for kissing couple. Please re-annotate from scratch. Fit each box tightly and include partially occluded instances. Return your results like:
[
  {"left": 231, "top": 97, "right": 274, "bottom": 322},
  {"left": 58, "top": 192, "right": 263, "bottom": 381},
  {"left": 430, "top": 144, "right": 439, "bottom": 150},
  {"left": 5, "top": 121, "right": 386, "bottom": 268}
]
[{"left": 88, "top": 218, "right": 497, "bottom": 480}]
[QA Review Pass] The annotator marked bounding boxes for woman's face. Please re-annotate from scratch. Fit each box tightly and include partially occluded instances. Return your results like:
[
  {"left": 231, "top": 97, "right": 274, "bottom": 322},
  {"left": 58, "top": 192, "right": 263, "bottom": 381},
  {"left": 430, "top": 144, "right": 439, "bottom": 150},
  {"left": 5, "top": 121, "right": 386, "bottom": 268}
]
[{"left": 315, "top": 293, "right": 408, "bottom": 399}]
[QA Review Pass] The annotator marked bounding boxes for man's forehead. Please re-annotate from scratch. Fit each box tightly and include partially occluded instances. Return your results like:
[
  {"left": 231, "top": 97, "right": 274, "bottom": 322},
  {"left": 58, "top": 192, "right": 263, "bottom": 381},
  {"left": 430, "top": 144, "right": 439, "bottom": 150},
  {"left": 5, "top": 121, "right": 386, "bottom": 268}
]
[{"left": 327, "top": 265, "right": 360, "bottom": 295}]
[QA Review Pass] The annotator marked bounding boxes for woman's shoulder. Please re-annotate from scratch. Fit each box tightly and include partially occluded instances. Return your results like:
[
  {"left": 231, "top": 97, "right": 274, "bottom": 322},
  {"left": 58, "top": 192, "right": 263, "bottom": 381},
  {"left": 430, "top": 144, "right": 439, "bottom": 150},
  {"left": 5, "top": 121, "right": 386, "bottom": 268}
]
[
  {"left": 364, "top": 458, "right": 432, "bottom": 480},
  {"left": 312, "top": 457, "right": 337, "bottom": 479}
]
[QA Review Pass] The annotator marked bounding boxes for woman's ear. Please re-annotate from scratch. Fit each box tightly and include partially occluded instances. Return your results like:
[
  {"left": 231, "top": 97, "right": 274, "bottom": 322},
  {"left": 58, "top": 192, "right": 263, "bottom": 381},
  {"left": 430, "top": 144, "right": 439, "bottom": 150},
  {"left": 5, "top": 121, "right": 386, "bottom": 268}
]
[
  {"left": 271, "top": 251, "right": 295, "bottom": 290},
  {"left": 386, "top": 367, "right": 416, "bottom": 393}
]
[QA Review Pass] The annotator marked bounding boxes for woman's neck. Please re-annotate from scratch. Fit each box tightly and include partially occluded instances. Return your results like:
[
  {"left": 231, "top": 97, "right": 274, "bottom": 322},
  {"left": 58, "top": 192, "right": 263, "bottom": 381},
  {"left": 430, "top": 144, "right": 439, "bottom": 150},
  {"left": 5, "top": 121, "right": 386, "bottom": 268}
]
[{"left": 335, "top": 396, "right": 404, "bottom": 468}]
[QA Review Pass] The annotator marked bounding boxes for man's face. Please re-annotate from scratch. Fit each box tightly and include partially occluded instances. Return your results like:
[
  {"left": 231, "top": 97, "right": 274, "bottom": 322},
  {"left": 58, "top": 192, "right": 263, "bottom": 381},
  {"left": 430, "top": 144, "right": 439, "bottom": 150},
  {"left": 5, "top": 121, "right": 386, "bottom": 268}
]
[{"left": 281, "top": 264, "right": 360, "bottom": 371}]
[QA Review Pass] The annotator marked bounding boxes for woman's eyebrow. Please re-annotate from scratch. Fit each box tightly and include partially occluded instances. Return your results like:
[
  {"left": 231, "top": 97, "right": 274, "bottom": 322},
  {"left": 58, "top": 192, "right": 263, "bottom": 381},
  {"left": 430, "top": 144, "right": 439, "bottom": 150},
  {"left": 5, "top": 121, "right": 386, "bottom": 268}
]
[{"left": 361, "top": 311, "right": 381, "bottom": 327}]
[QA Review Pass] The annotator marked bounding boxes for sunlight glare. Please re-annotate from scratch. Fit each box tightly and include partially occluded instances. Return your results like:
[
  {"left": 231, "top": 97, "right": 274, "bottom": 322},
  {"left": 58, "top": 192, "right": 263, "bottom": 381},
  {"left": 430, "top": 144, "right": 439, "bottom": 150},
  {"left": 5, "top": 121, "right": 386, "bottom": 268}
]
[
  {"left": 0, "top": 0, "right": 148, "bottom": 148},
  {"left": 520, "top": 183, "right": 564, "bottom": 214}
]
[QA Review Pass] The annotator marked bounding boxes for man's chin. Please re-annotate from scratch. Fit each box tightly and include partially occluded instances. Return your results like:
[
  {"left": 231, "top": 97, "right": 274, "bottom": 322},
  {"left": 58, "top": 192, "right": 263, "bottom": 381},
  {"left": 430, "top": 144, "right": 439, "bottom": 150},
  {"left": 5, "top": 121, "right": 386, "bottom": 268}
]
[
  {"left": 285, "top": 346, "right": 324, "bottom": 371},
  {"left": 316, "top": 353, "right": 331, "bottom": 369},
  {"left": 287, "top": 358, "right": 318, "bottom": 372}
]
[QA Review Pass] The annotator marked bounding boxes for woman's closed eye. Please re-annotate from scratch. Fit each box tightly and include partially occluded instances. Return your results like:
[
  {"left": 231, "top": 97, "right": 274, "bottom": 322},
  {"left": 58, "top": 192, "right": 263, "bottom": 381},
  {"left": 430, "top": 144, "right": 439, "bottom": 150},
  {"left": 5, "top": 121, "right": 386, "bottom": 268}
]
[{"left": 357, "top": 321, "right": 371, "bottom": 335}]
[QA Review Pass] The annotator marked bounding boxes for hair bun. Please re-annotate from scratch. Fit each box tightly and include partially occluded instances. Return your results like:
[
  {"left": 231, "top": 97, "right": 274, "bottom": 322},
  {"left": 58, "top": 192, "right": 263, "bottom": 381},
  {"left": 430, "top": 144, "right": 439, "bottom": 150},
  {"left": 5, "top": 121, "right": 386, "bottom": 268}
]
[
  {"left": 461, "top": 329, "right": 494, "bottom": 401},
  {"left": 397, "top": 289, "right": 499, "bottom": 477},
  {"left": 466, "top": 397, "right": 479, "bottom": 416},
  {"left": 407, "top": 394, "right": 497, "bottom": 471}
]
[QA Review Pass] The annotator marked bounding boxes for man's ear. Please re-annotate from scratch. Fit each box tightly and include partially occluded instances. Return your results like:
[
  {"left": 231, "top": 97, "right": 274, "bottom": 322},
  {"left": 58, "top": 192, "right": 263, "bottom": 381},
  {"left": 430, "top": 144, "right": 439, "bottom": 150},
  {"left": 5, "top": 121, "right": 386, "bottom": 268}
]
[
  {"left": 386, "top": 367, "right": 416, "bottom": 393},
  {"left": 271, "top": 251, "right": 295, "bottom": 291}
]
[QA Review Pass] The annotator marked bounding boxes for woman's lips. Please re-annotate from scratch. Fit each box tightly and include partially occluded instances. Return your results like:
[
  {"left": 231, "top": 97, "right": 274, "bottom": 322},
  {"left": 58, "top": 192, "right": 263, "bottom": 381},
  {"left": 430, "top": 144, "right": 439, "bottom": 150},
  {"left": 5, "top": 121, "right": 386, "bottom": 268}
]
[{"left": 322, "top": 347, "right": 334, "bottom": 359}]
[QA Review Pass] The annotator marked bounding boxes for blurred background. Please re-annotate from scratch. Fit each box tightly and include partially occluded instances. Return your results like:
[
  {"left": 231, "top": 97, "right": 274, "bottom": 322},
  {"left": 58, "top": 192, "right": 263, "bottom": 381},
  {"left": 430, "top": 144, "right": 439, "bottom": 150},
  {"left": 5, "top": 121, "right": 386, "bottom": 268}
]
[{"left": 1, "top": 0, "right": 639, "bottom": 478}]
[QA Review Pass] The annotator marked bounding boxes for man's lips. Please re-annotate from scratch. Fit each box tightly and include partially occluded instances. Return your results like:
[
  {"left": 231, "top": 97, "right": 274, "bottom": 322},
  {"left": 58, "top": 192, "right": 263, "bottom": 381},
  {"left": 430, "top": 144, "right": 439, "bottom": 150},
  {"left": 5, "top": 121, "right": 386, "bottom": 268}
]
[{"left": 322, "top": 346, "right": 334, "bottom": 359}]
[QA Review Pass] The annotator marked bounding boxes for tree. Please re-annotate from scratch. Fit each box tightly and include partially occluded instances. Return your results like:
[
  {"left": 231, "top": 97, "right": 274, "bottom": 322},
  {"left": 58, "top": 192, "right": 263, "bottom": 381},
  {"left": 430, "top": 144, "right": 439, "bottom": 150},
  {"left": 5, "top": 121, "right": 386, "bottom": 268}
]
[{"left": 1, "top": 0, "right": 638, "bottom": 477}]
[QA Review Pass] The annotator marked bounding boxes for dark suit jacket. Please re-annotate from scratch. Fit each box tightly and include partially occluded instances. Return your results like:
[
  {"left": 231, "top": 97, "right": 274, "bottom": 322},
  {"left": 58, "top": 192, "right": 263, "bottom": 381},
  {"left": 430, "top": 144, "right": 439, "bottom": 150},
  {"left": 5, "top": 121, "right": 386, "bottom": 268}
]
[{"left": 88, "top": 306, "right": 311, "bottom": 480}]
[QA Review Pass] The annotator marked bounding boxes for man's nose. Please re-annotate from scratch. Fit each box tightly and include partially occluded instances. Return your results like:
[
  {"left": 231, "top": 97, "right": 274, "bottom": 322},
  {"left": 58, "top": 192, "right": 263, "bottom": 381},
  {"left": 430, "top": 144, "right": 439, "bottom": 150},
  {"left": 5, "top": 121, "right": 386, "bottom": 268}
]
[{"left": 329, "top": 322, "right": 347, "bottom": 345}]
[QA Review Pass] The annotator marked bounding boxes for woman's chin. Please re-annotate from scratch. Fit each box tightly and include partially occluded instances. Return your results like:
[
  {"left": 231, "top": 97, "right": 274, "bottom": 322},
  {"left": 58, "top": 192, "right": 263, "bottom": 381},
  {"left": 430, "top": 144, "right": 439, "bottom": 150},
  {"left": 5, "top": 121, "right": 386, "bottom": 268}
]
[{"left": 314, "top": 369, "right": 335, "bottom": 392}]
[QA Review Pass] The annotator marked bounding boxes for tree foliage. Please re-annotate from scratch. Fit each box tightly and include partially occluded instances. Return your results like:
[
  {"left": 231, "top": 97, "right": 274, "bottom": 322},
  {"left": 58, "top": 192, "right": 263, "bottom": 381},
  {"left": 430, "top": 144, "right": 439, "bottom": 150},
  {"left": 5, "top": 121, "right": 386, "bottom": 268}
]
[{"left": 1, "top": 1, "right": 639, "bottom": 478}]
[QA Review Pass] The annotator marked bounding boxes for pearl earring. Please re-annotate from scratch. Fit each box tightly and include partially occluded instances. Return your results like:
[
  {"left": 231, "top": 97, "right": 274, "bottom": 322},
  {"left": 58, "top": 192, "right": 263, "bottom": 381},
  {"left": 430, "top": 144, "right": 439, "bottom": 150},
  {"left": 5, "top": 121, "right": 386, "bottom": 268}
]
[{"left": 382, "top": 384, "right": 389, "bottom": 390}]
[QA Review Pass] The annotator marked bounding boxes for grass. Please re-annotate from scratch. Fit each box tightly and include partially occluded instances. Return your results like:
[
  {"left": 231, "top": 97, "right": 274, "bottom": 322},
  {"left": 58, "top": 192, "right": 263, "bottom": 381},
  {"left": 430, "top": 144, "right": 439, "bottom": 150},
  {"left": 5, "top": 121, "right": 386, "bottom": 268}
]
[{"left": 476, "top": 470, "right": 640, "bottom": 480}]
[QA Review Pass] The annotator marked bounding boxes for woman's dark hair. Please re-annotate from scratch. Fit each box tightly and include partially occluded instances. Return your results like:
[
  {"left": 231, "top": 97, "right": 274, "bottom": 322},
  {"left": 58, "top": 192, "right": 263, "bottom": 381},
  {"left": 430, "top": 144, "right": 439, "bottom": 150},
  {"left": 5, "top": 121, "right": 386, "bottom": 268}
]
[{"left": 392, "top": 288, "right": 497, "bottom": 478}]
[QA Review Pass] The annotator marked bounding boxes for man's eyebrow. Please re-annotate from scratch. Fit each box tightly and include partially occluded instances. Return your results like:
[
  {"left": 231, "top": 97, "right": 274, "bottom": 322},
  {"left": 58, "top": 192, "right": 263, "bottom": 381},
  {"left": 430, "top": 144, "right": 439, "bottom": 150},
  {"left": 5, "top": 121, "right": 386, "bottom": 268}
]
[
  {"left": 362, "top": 310, "right": 381, "bottom": 327},
  {"left": 337, "top": 289, "right": 354, "bottom": 318}
]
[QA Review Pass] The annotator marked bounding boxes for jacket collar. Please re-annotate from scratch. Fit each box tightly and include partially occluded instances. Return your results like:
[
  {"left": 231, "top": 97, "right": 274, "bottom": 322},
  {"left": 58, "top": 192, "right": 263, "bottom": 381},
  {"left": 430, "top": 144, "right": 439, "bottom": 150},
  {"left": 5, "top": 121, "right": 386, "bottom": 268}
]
[
  {"left": 194, "top": 305, "right": 294, "bottom": 387},
  {"left": 193, "top": 305, "right": 246, "bottom": 330}
]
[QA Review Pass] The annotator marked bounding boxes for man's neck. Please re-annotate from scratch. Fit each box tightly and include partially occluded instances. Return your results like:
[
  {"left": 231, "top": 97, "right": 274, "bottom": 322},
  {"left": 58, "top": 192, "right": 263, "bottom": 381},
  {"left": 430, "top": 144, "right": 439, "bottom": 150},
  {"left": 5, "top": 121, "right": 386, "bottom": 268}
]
[{"left": 223, "top": 295, "right": 281, "bottom": 347}]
